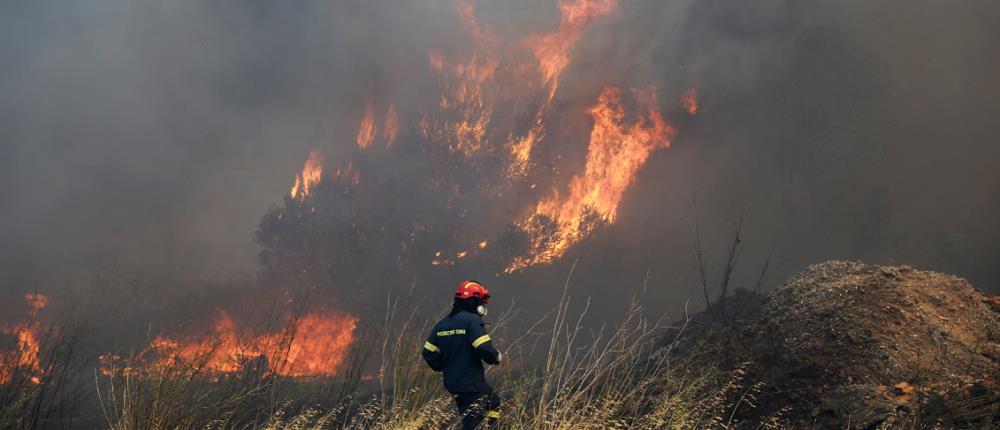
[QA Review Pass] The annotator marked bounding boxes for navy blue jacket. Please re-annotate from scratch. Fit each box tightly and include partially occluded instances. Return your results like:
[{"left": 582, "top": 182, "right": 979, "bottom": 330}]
[{"left": 422, "top": 310, "right": 501, "bottom": 393}]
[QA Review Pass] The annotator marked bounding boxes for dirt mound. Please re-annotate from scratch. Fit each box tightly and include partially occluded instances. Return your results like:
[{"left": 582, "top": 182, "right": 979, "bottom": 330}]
[{"left": 674, "top": 261, "right": 999, "bottom": 428}]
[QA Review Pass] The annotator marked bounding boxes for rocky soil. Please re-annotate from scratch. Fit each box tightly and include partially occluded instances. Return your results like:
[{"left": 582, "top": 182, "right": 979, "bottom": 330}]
[{"left": 672, "top": 261, "right": 999, "bottom": 429}]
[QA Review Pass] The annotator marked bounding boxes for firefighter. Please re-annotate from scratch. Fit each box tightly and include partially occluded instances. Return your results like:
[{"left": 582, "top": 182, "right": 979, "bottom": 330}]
[{"left": 422, "top": 280, "right": 502, "bottom": 429}]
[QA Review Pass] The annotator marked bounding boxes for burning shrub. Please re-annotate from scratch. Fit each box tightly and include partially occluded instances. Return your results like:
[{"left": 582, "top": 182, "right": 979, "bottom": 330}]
[
  {"left": 0, "top": 294, "right": 47, "bottom": 385},
  {"left": 0, "top": 294, "right": 87, "bottom": 428},
  {"left": 254, "top": 0, "right": 695, "bottom": 310}
]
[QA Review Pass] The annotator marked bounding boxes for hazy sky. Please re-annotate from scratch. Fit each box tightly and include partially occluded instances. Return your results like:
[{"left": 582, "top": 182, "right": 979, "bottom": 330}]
[{"left": 1, "top": 0, "right": 997, "bottom": 319}]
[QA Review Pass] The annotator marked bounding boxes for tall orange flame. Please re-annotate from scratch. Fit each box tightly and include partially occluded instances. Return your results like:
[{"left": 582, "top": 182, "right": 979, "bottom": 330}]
[
  {"left": 290, "top": 150, "right": 323, "bottom": 199},
  {"left": 508, "top": 87, "right": 675, "bottom": 272},
  {"left": 526, "top": 0, "right": 617, "bottom": 101},
  {"left": 507, "top": 0, "right": 616, "bottom": 178},
  {"left": 356, "top": 99, "right": 377, "bottom": 150},
  {"left": 417, "top": 0, "right": 682, "bottom": 271}
]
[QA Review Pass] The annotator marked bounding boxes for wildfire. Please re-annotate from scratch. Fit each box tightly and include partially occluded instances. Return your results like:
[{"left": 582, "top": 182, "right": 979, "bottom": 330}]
[
  {"left": 356, "top": 99, "right": 377, "bottom": 150},
  {"left": 508, "top": 0, "right": 616, "bottom": 177},
  {"left": 679, "top": 88, "right": 698, "bottom": 115},
  {"left": 275, "top": 1, "right": 692, "bottom": 277},
  {"left": 290, "top": 150, "right": 323, "bottom": 199},
  {"left": 383, "top": 103, "right": 399, "bottom": 147},
  {"left": 425, "top": 3, "right": 498, "bottom": 158},
  {"left": 508, "top": 87, "right": 675, "bottom": 272},
  {"left": 28, "top": 0, "right": 702, "bottom": 392},
  {"left": 143, "top": 309, "right": 357, "bottom": 378},
  {"left": 416, "top": 0, "right": 685, "bottom": 272},
  {"left": 425, "top": 0, "right": 617, "bottom": 181},
  {"left": 1, "top": 293, "right": 48, "bottom": 384}
]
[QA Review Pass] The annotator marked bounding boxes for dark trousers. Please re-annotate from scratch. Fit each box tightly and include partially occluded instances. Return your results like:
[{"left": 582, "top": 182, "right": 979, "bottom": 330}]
[{"left": 453, "top": 390, "right": 501, "bottom": 430}]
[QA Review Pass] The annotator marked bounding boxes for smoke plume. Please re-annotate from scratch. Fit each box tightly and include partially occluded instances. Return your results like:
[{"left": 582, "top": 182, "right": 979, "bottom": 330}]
[{"left": 1, "top": 0, "right": 998, "bottom": 334}]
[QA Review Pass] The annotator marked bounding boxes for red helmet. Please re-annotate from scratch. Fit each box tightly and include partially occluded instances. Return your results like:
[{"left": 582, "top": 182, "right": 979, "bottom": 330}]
[{"left": 455, "top": 280, "right": 490, "bottom": 303}]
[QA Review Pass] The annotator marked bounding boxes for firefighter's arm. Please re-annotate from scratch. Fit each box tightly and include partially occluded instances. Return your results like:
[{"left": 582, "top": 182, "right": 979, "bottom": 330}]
[
  {"left": 422, "top": 331, "right": 444, "bottom": 371},
  {"left": 469, "top": 319, "right": 501, "bottom": 365}
]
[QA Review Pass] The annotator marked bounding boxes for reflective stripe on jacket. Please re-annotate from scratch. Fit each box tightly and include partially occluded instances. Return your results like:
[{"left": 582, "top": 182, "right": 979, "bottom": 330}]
[{"left": 422, "top": 310, "right": 500, "bottom": 393}]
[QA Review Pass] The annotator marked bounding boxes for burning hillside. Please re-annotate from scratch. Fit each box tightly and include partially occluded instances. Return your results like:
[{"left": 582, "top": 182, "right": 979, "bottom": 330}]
[
  {"left": 249, "top": 1, "right": 693, "bottom": 379},
  {"left": 256, "top": 0, "right": 695, "bottom": 306},
  {"left": 508, "top": 86, "right": 676, "bottom": 272},
  {"left": 0, "top": 0, "right": 694, "bottom": 387},
  {"left": 7, "top": 0, "right": 997, "bottom": 427}
]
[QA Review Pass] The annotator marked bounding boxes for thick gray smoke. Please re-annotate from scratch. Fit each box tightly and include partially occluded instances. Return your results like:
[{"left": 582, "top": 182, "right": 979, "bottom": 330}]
[{"left": 1, "top": 0, "right": 997, "bottom": 328}]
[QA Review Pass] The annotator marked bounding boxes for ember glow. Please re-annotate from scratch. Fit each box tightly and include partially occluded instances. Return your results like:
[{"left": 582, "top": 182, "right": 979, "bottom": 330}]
[
  {"left": 142, "top": 309, "right": 357, "bottom": 378},
  {"left": 290, "top": 150, "right": 323, "bottom": 199},
  {"left": 0, "top": 293, "right": 48, "bottom": 384}
]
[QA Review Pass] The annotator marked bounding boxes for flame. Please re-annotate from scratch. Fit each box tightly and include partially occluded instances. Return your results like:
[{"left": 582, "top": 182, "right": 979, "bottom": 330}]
[
  {"left": 272, "top": 1, "right": 688, "bottom": 279},
  {"left": 526, "top": 0, "right": 617, "bottom": 101},
  {"left": 425, "top": 0, "right": 616, "bottom": 181},
  {"left": 510, "top": 0, "right": 616, "bottom": 175},
  {"left": 1, "top": 293, "right": 48, "bottom": 384},
  {"left": 508, "top": 87, "right": 675, "bottom": 272},
  {"left": 143, "top": 309, "right": 357, "bottom": 378},
  {"left": 423, "top": 2, "right": 499, "bottom": 157},
  {"left": 679, "top": 88, "right": 698, "bottom": 115},
  {"left": 290, "top": 150, "right": 323, "bottom": 199},
  {"left": 356, "top": 99, "right": 377, "bottom": 150},
  {"left": 418, "top": 0, "right": 673, "bottom": 270},
  {"left": 383, "top": 103, "right": 399, "bottom": 147},
  {"left": 97, "top": 1, "right": 695, "bottom": 387}
]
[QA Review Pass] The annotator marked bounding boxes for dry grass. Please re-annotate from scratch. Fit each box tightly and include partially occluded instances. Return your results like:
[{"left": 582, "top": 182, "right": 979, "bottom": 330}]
[
  {"left": 3, "top": 273, "right": 763, "bottom": 430},
  {"left": 0, "top": 308, "right": 88, "bottom": 429},
  {"left": 251, "top": 289, "right": 770, "bottom": 430}
]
